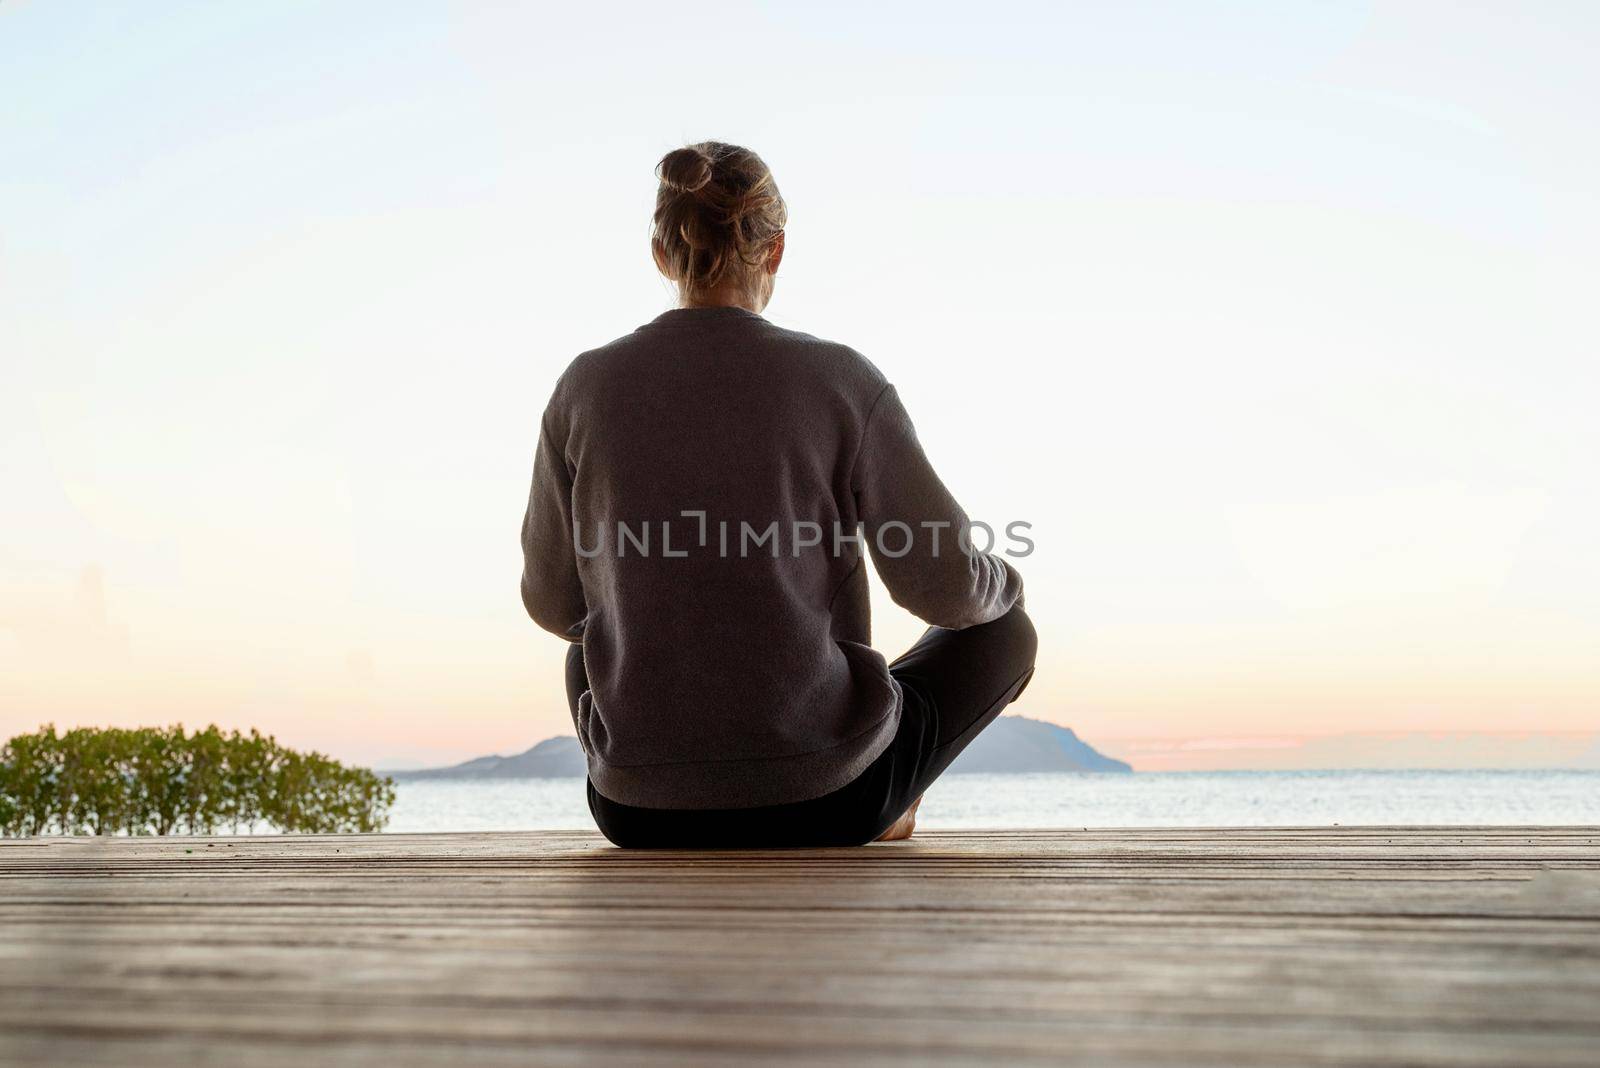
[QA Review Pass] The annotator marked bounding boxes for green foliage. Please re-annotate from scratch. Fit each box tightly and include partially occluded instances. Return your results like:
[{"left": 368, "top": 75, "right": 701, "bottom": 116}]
[{"left": 0, "top": 725, "right": 395, "bottom": 837}]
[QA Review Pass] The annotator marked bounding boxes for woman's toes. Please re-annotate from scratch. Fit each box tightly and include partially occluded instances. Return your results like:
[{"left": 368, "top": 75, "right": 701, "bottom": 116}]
[{"left": 875, "top": 796, "right": 922, "bottom": 842}]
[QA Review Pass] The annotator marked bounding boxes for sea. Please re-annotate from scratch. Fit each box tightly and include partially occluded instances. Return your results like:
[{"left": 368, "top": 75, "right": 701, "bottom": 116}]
[{"left": 385, "top": 769, "right": 1600, "bottom": 833}]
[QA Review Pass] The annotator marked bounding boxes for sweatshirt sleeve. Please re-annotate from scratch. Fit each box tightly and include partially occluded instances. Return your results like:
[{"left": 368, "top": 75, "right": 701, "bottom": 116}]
[
  {"left": 853, "top": 384, "right": 1024, "bottom": 630},
  {"left": 520, "top": 414, "right": 587, "bottom": 642}
]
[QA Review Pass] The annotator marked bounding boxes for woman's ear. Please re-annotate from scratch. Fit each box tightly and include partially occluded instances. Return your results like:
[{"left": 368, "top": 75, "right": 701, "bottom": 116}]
[{"left": 765, "top": 231, "right": 785, "bottom": 275}]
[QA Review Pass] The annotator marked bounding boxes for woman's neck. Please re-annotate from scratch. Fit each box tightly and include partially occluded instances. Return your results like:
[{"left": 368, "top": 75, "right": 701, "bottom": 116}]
[{"left": 680, "top": 287, "right": 767, "bottom": 314}]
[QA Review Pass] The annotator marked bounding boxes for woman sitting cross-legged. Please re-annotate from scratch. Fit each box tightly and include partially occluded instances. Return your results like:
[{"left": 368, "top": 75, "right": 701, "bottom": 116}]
[{"left": 521, "top": 141, "right": 1035, "bottom": 847}]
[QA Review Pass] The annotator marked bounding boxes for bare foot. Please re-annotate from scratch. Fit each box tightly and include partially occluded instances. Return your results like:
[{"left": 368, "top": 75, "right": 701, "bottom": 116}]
[{"left": 875, "top": 796, "right": 922, "bottom": 842}]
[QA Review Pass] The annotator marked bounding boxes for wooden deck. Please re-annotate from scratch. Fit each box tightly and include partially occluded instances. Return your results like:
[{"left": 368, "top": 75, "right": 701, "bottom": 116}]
[{"left": 3, "top": 829, "right": 1599, "bottom": 1067}]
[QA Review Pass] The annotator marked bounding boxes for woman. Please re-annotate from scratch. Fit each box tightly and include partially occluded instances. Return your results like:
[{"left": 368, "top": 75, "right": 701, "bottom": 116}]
[{"left": 521, "top": 142, "right": 1035, "bottom": 847}]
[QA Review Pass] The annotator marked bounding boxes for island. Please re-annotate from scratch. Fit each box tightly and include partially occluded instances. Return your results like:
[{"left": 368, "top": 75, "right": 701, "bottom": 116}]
[{"left": 390, "top": 715, "right": 1131, "bottom": 780}]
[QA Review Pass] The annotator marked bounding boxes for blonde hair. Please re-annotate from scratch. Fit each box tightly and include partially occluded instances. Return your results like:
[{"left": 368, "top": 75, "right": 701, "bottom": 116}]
[{"left": 651, "top": 142, "right": 787, "bottom": 302}]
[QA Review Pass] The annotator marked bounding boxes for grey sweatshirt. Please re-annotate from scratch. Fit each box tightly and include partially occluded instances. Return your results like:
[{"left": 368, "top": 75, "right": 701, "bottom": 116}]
[{"left": 521, "top": 306, "right": 1023, "bottom": 809}]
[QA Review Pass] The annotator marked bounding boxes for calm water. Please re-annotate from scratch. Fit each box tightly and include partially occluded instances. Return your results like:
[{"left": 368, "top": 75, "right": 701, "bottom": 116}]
[{"left": 385, "top": 769, "right": 1600, "bottom": 833}]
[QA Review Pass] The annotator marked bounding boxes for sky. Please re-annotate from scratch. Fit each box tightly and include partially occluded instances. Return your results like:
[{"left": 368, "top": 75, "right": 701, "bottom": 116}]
[{"left": 3, "top": 2, "right": 1598, "bottom": 769}]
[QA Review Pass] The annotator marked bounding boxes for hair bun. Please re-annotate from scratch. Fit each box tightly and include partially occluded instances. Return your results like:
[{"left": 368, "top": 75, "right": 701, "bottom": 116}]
[{"left": 657, "top": 147, "right": 714, "bottom": 194}]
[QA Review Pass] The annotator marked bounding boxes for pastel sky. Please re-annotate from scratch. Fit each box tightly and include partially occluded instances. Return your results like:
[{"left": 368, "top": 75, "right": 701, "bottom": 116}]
[{"left": 3, "top": 2, "right": 1597, "bottom": 768}]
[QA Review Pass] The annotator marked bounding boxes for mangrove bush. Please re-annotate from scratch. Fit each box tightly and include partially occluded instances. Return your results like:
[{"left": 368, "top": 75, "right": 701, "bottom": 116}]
[{"left": 0, "top": 725, "right": 395, "bottom": 836}]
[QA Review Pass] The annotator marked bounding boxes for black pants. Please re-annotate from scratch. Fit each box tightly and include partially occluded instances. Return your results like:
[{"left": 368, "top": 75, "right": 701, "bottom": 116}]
[{"left": 570, "top": 604, "right": 1037, "bottom": 848}]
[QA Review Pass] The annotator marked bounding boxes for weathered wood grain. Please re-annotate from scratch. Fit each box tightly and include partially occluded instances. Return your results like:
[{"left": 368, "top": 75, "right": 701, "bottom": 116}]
[{"left": 3, "top": 828, "right": 1598, "bottom": 1066}]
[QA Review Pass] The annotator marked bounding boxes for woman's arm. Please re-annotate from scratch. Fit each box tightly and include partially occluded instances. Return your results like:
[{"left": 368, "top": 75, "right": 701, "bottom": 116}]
[
  {"left": 520, "top": 415, "right": 587, "bottom": 642},
  {"left": 853, "top": 384, "right": 1023, "bottom": 630}
]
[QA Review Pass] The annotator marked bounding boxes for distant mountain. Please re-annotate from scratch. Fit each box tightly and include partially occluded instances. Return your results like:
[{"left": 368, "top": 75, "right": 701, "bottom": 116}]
[
  {"left": 393, "top": 716, "right": 1130, "bottom": 780},
  {"left": 946, "top": 715, "right": 1132, "bottom": 774},
  {"left": 391, "top": 737, "right": 587, "bottom": 780}
]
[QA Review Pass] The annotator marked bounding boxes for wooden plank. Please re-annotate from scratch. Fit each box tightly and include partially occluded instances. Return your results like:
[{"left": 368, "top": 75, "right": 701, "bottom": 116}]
[{"left": 2, "top": 829, "right": 1598, "bottom": 1066}]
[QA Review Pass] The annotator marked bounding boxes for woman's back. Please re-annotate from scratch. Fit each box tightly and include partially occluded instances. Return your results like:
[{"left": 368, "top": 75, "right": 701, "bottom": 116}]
[{"left": 524, "top": 307, "right": 911, "bottom": 807}]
